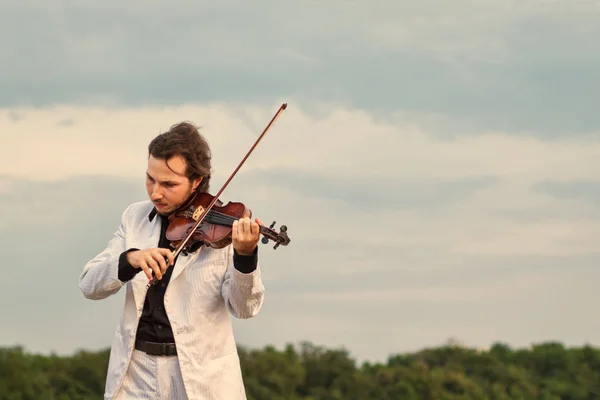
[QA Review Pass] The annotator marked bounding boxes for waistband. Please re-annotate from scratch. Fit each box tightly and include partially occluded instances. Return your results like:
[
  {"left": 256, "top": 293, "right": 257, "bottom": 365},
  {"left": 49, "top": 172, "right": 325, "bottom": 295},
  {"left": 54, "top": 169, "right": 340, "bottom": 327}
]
[{"left": 135, "top": 339, "right": 177, "bottom": 356}]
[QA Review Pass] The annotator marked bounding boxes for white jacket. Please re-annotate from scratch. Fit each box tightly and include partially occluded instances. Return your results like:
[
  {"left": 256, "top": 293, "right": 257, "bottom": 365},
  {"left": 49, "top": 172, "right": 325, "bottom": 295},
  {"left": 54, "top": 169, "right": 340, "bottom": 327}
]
[{"left": 78, "top": 200, "right": 265, "bottom": 399}]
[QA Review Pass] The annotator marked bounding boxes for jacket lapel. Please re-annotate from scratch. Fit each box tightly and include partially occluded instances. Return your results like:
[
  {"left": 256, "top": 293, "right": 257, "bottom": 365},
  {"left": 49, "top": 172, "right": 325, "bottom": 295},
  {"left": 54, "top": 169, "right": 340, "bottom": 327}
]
[{"left": 170, "top": 246, "right": 201, "bottom": 282}]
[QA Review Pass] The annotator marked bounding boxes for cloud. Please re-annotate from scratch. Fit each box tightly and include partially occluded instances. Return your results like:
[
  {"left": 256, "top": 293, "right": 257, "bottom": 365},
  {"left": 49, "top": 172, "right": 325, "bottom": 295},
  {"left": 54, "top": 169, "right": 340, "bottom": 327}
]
[
  {"left": 2, "top": 0, "right": 600, "bottom": 134},
  {"left": 3, "top": 103, "right": 600, "bottom": 182},
  {"left": 2, "top": 103, "right": 599, "bottom": 259},
  {"left": 533, "top": 180, "right": 600, "bottom": 203},
  {"left": 1, "top": 101, "right": 599, "bottom": 362},
  {"left": 238, "top": 167, "right": 500, "bottom": 210}
]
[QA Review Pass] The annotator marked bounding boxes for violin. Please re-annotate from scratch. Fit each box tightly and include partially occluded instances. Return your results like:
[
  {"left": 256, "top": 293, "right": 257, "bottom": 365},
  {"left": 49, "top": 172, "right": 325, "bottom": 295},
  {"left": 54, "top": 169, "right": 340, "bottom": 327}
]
[
  {"left": 166, "top": 191, "right": 290, "bottom": 251},
  {"left": 147, "top": 103, "right": 290, "bottom": 288}
]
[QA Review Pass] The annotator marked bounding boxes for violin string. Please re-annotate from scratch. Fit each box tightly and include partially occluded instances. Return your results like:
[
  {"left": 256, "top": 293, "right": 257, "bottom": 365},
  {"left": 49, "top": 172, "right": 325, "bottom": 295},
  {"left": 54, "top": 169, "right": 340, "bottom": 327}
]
[
  {"left": 205, "top": 210, "right": 236, "bottom": 226},
  {"left": 204, "top": 209, "right": 268, "bottom": 233}
]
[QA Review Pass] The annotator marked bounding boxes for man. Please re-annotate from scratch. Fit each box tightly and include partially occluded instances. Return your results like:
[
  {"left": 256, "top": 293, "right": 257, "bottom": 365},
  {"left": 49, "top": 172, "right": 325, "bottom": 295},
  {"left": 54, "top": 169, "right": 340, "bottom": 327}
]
[{"left": 79, "top": 122, "right": 265, "bottom": 399}]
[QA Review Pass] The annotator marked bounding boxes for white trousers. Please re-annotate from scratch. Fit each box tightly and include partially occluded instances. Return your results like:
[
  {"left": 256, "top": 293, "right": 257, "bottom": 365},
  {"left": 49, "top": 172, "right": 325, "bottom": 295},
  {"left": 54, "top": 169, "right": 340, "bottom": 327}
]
[{"left": 113, "top": 349, "right": 188, "bottom": 399}]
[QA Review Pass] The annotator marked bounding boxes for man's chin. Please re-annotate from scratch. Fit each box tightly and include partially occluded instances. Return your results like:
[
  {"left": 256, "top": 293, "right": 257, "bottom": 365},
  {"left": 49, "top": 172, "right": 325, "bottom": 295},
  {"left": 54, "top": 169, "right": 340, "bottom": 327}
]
[{"left": 154, "top": 204, "right": 174, "bottom": 215}]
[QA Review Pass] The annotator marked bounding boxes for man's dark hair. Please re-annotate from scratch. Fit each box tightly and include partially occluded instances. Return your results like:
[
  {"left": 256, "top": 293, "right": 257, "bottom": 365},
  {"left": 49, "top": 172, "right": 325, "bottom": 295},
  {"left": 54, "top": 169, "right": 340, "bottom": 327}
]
[{"left": 148, "top": 121, "right": 211, "bottom": 193}]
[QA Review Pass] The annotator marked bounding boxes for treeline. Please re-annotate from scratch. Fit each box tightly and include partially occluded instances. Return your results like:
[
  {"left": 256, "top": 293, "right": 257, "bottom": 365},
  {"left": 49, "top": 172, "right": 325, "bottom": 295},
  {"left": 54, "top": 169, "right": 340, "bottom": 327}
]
[{"left": 1, "top": 340, "right": 599, "bottom": 399}]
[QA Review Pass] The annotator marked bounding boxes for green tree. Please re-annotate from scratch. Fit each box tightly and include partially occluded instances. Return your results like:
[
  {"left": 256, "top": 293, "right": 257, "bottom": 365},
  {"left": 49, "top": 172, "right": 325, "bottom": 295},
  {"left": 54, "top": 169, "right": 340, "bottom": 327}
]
[{"left": 2, "top": 340, "right": 600, "bottom": 399}]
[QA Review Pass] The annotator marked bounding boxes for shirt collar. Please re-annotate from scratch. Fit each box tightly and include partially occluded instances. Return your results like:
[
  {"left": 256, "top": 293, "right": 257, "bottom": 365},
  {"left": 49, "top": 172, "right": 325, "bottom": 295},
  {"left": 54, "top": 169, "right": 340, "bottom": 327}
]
[
  {"left": 148, "top": 207, "right": 169, "bottom": 222},
  {"left": 148, "top": 207, "right": 157, "bottom": 221}
]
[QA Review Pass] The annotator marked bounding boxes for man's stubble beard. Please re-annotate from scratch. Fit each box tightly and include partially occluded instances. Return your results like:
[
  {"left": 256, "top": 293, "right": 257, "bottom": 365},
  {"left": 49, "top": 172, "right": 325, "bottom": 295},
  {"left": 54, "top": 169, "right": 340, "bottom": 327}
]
[{"left": 158, "top": 184, "right": 196, "bottom": 217}]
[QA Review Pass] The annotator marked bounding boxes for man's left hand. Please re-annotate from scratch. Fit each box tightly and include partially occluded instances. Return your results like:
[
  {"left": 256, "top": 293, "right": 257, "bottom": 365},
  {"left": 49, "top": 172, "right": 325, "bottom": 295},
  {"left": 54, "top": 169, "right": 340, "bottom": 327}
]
[{"left": 232, "top": 216, "right": 263, "bottom": 255}]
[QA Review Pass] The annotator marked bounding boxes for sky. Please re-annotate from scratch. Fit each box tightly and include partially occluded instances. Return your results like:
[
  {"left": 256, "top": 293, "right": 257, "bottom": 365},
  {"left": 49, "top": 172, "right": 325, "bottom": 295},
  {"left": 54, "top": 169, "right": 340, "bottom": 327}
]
[{"left": 1, "top": 0, "right": 600, "bottom": 364}]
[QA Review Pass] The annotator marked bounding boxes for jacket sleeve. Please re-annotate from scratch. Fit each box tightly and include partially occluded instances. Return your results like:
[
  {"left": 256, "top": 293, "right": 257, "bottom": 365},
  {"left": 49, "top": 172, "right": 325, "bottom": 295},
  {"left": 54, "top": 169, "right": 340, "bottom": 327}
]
[
  {"left": 78, "top": 205, "right": 130, "bottom": 300},
  {"left": 220, "top": 244, "right": 265, "bottom": 319}
]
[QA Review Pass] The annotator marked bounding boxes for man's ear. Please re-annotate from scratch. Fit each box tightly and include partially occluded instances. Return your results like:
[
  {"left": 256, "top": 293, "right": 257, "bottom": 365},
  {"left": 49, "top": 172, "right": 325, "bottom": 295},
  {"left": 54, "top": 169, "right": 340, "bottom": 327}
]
[{"left": 192, "top": 176, "right": 203, "bottom": 191}]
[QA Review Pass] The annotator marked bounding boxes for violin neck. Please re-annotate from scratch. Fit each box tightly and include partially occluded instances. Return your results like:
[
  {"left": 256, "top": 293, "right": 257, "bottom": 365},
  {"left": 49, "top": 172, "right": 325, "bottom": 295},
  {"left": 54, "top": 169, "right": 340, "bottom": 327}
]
[
  {"left": 204, "top": 210, "right": 263, "bottom": 231},
  {"left": 204, "top": 210, "right": 272, "bottom": 237},
  {"left": 204, "top": 210, "right": 237, "bottom": 227}
]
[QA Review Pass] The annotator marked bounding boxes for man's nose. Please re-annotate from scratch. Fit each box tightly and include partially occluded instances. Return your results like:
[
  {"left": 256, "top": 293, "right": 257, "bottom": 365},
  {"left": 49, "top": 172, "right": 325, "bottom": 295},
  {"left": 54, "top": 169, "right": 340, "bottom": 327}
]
[{"left": 150, "top": 185, "right": 163, "bottom": 199}]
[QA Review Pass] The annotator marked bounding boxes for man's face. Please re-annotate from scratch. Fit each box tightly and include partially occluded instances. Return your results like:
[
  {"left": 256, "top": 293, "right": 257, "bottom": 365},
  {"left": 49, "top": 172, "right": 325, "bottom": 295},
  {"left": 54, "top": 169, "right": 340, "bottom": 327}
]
[{"left": 145, "top": 155, "right": 201, "bottom": 215}]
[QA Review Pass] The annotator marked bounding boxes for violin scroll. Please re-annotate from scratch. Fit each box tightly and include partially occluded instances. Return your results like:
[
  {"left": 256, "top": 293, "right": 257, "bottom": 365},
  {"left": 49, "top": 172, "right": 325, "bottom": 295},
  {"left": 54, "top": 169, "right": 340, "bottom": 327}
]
[{"left": 261, "top": 221, "right": 290, "bottom": 249}]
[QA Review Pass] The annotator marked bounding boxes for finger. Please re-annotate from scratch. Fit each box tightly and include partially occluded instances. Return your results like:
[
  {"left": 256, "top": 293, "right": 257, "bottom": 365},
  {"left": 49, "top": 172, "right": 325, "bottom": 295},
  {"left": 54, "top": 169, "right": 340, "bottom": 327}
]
[
  {"left": 242, "top": 217, "right": 251, "bottom": 233},
  {"left": 154, "top": 247, "right": 175, "bottom": 269},
  {"left": 255, "top": 218, "right": 263, "bottom": 226},
  {"left": 232, "top": 220, "right": 239, "bottom": 240},
  {"left": 140, "top": 261, "right": 153, "bottom": 281},
  {"left": 168, "top": 250, "right": 175, "bottom": 266},
  {"left": 157, "top": 256, "right": 168, "bottom": 274},
  {"left": 152, "top": 250, "right": 168, "bottom": 272},
  {"left": 158, "top": 248, "right": 175, "bottom": 266},
  {"left": 146, "top": 257, "right": 162, "bottom": 280},
  {"left": 147, "top": 258, "right": 162, "bottom": 280},
  {"left": 250, "top": 221, "right": 259, "bottom": 235},
  {"left": 238, "top": 218, "right": 247, "bottom": 236}
]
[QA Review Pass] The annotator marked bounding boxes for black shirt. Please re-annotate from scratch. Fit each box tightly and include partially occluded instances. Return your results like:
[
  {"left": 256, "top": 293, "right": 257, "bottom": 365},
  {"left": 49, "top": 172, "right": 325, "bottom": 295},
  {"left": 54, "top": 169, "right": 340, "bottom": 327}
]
[{"left": 117, "top": 207, "right": 258, "bottom": 343}]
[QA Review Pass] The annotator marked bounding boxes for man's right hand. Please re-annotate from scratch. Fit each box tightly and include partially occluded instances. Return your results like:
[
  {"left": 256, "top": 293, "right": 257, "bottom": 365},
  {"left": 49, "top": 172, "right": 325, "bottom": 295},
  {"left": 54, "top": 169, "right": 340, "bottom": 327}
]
[{"left": 126, "top": 248, "right": 175, "bottom": 281}]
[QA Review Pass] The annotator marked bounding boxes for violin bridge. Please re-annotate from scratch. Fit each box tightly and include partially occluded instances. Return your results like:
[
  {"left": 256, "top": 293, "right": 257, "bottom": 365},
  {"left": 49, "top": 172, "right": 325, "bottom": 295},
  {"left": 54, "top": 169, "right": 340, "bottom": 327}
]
[{"left": 192, "top": 206, "right": 205, "bottom": 221}]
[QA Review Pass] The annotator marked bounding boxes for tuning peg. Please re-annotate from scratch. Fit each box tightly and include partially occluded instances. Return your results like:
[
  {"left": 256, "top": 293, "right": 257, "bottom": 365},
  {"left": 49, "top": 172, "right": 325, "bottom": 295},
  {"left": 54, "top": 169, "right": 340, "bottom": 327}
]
[
  {"left": 280, "top": 225, "right": 287, "bottom": 232},
  {"left": 269, "top": 221, "right": 276, "bottom": 229},
  {"left": 261, "top": 236, "right": 269, "bottom": 244}
]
